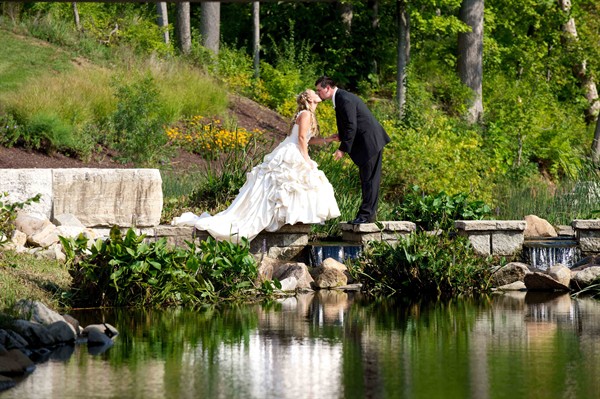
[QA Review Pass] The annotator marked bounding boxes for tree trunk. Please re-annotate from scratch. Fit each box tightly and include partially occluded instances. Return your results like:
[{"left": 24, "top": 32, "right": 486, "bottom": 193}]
[
  {"left": 457, "top": 0, "right": 484, "bottom": 123},
  {"left": 396, "top": 0, "right": 410, "bottom": 119},
  {"left": 338, "top": 2, "right": 353, "bottom": 34},
  {"left": 201, "top": 1, "right": 220, "bottom": 55},
  {"left": 593, "top": 116, "right": 600, "bottom": 164},
  {"left": 156, "top": 2, "right": 170, "bottom": 45},
  {"left": 368, "top": 0, "right": 380, "bottom": 76},
  {"left": 175, "top": 2, "right": 191, "bottom": 55},
  {"left": 253, "top": 2, "right": 260, "bottom": 78},
  {"left": 557, "top": 0, "right": 600, "bottom": 124},
  {"left": 72, "top": 2, "right": 81, "bottom": 31}
]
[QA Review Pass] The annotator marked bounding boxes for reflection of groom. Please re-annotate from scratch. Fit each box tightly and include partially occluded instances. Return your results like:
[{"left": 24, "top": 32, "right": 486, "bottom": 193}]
[{"left": 315, "top": 76, "right": 391, "bottom": 225}]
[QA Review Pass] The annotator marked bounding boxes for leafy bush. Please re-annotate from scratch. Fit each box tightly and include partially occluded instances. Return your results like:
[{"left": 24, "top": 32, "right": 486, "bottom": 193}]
[
  {"left": 109, "top": 74, "right": 172, "bottom": 166},
  {"left": 351, "top": 232, "right": 493, "bottom": 298},
  {"left": 392, "top": 186, "right": 492, "bottom": 231},
  {"left": 61, "top": 227, "right": 262, "bottom": 307},
  {"left": 0, "top": 114, "right": 20, "bottom": 148}
]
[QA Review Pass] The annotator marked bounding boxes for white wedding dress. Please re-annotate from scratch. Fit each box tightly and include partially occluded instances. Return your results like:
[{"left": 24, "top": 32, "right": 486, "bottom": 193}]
[{"left": 172, "top": 110, "right": 341, "bottom": 242}]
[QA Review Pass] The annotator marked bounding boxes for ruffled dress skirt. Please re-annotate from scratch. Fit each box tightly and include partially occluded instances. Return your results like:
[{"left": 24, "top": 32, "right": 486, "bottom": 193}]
[{"left": 173, "top": 132, "right": 340, "bottom": 242}]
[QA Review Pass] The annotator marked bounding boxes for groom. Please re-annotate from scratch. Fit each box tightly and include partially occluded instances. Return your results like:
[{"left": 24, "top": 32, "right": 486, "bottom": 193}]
[{"left": 315, "top": 76, "right": 391, "bottom": 225}]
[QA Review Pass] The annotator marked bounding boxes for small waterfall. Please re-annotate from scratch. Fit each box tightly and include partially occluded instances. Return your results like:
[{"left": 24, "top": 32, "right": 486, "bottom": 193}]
[
  {"left": 522, "top": 238, "right": 580, "bottom": 271},
  {"left": 308, "top": 243, "right": 362, "bottom": 266}
]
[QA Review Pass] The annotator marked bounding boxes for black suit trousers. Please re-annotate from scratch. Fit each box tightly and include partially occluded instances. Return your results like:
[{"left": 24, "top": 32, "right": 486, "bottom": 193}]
[{"left": 357, "top": 149, "right": 383, "bottom": 221}]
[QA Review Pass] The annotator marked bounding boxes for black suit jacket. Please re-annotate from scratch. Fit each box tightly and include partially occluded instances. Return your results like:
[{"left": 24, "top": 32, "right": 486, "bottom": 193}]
[{"left": 334, "top": 89, "right": 391, "bottom": 166}]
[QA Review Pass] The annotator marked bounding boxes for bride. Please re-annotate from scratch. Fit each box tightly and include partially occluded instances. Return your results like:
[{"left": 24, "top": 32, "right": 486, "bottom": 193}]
[{"left": 173, "top": 89, "right": 341, "bottom": 242}]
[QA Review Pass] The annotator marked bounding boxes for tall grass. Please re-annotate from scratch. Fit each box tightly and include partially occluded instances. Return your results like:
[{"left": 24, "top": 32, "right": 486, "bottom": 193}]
[{"left": 493, "top": 163, "right": 600, "bottom": 225}]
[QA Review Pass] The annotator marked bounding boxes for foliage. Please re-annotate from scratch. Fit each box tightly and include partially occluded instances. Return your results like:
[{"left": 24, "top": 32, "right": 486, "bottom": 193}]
[
  {"left": 165, "top": 115, "right": 261, "bottom": 160},
  {"left": 0, "top": 193, "right": 41, "bottom": 245},
  {"left": 0, "top": 114, "right": 20, "bottom": 147},
  {"left": 188, "top": 133, "right": 275, "bottom": 213},
  {"left": 61, "top": 226, "right": 261, "bottom": 308},
  {"left": 393, "top": 186, "right": 492, "bottom": 231},
  {"left": 109, "top": 74, "right": 172, "bottom": 166},
  {"left": 350, "top": 232, "right": 493, "bottom": 298}
]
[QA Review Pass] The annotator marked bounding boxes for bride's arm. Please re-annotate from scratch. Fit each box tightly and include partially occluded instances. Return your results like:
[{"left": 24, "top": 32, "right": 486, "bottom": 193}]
[
  {"left": 309, "top": 134, "right": 339, "bottom": 145},
  {"left": 296, "top": 112, "right": 312, "bottom": 164}
]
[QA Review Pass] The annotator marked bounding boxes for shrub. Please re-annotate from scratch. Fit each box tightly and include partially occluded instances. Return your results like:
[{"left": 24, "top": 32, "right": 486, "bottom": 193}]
[
  {"left": 393, "top": 185, "right": 492, "bottom": 231},
  {"left": 109, "top": 74, "right": 172, "bottom": 166},
  {"left": 351, "top": 232, "right": 493, "bottom": 298},
  {"left": 61, "top": 227, "right": 261, "bottom": 308}
]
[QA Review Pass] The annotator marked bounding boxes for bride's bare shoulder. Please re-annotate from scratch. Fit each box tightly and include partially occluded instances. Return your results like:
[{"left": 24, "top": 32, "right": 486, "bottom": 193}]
[{"left": 295, "top": 110, "right": 310, "bottom": 124}]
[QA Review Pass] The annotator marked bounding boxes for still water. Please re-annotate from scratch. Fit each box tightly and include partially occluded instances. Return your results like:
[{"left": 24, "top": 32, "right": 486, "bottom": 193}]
[{"left": 3, "top": 291, "right": 600, "bottom": 399}]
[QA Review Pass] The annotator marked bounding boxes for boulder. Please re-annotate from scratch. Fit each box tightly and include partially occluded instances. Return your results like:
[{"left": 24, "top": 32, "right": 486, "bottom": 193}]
[
  {"left": 82, "top": 323, "right": 118, "bottom": 346},
  {"left": 491, "top": 262, "right": 530, "bottom": 287},
  {"left": 524, "top": 272, "right": 570, "bottom": 291},
  {"left": 12, "top": 300, "right": 64, "bottom": 326},
  {"left": 0, "top": 348, "right": 35, "bottom": 376},
  {"left": 547, "top": 264, "right": 571, "bottom": 287},
  {"left": 524, "top": 215, "right": 558, "bottom": 238},
  {"left": 10, "top": 320, "right": 56, "bottom": 348},
  {"left": 313, "top": 268, "right": 348, "bottom": 289},
  {"left": 571, "top": 266, "right": 600, "bottom": 290}
]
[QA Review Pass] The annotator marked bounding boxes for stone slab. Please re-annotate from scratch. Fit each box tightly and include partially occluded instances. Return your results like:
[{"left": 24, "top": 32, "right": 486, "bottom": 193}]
[
  {"left": 572, "top": 219, "right": 600, "bottom": 229},
  {"left": 455, "top": 220, "right": 526, "bottom": 231},
  {"left": 340, "top": 221, "right": 416, "bottom": 233},
  {"left": 52, "top": 168, "right": 162, "bottom": 227},
  {"left": 0, "top": 169, "right": 53, "bottom": 219}
]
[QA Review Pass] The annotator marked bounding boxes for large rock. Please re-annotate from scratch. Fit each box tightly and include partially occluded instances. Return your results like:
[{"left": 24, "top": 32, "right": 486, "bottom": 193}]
[
  {"left": 571, "top": 266, "right": 600, "bottom": 290},
  {"left": 12, "top": 300, "right": 64, "bottom": 326},
  {"left": 257, "top": 257, "right": 314, "bottom": 290},
  {"left": 524, "top": 215, "right": 557, "bottom": 238},
  {"left": 491, "top": 262, "right": 530, "bottom": 287},
  {"left": 52, "top": 168, "right": 162, "bottom": 227},
  {"left": 0, "top": 349, "right": 35, "bottom": 376},
  {"left": 547, "top": 264, "right": 571, "bottom": 287},
  {"left": 524, "top": 272, "right": 570, "bottom": 291}
]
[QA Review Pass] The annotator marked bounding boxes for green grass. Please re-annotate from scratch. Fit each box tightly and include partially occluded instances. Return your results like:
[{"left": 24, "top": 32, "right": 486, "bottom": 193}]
[
  {"left": 0, "top": 249, "right": 72, "bottom": 312},
  {"left": 0, "top": 29, "right": 73, "bottom": 95}
]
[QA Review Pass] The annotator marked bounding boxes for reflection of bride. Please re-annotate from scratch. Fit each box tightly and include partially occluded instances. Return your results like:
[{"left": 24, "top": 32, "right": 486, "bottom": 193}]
[{"left": 172, "top": 89, "right": 341, "bottom": 242}]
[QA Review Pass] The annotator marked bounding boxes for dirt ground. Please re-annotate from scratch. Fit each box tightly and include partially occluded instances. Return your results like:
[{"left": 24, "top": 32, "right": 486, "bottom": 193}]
[{"left": 0, "top": 94, "right": 290, "bottom": 170}]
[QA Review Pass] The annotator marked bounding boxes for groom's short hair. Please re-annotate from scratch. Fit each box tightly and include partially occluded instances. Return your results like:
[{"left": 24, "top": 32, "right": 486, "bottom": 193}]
[{"left": 316, "top": 76, "right": 336, "bottom": 89}]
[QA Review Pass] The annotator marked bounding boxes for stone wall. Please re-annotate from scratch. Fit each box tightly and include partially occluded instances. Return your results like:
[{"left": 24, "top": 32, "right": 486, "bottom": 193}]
[{"left": 0, "top": 169, "right": 162, "bottom": 227}]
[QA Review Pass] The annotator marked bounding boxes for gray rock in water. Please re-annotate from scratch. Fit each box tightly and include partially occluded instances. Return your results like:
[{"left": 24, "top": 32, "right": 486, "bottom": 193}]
[
  {"left": 491, "top": 262, "right": 530, "bottom": 287},
  {"left": 524, "top": 272, "right": 571, "bottom": 291},
  {"left": 571, "top": 266, "right": 600, "bottom": 290},
  {"left": 82, "top": 323, "right": 119, "bottom": 346}
]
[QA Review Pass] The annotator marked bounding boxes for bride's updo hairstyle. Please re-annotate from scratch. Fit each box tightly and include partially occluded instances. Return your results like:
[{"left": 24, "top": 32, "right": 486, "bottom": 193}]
[{"left": 291, "top": 89, "right": 320, "bottom": 136}]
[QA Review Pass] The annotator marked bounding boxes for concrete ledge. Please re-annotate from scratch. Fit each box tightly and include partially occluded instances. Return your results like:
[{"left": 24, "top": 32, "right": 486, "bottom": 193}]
[
  {"left": 455, "top": 220, "right": 525, "bottom": 256},
  {"left": 455, "top": 220, "right": 526, "bottom": 231},
  {"left": 340, "top": 221, "right": 416, "bottom": 244},
  {"left": 192, "top": 223, "right": 311, "bottom": 260},
  {"left": 573, "top": 219, "right": 600, "bottom": 253}
]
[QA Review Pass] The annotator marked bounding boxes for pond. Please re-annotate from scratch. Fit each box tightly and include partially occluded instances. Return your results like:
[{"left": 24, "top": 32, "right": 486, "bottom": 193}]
[{"left": 2, "top": 290, "right": 600, "bottom": 399}]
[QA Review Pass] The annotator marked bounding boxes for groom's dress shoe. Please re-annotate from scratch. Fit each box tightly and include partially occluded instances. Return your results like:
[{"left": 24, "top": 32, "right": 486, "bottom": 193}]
[{"left": 349, "top": 217, "right": 371, "bottom": 225}]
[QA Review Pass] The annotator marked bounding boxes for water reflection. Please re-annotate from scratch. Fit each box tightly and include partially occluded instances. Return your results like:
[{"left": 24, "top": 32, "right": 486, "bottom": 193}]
[{"left": 3, "top": 292, "right": 600, "bottom": 399}]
